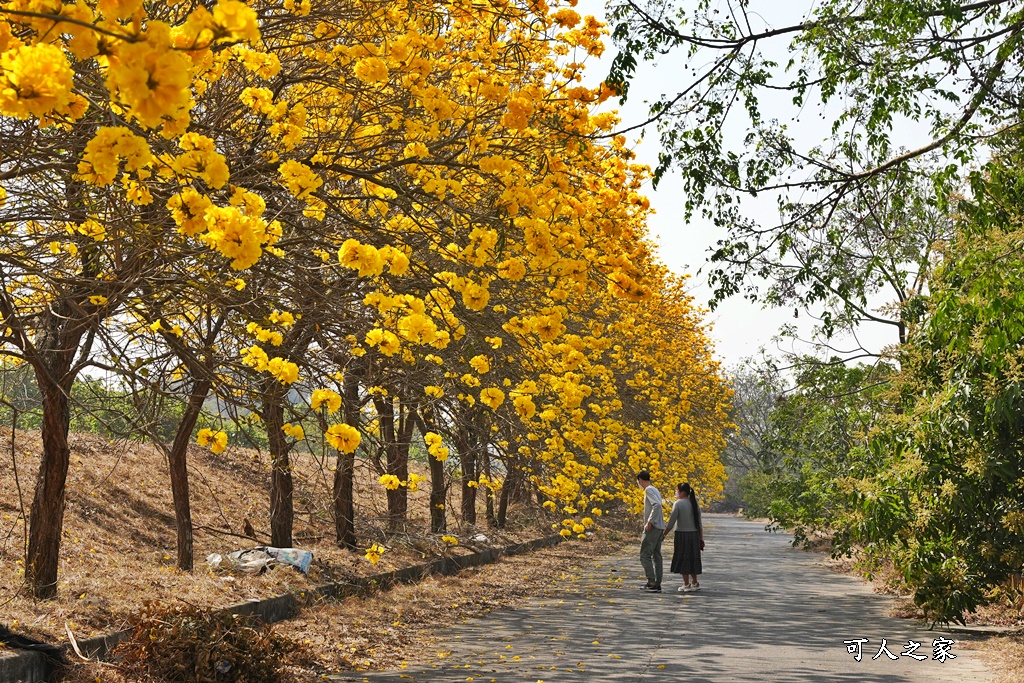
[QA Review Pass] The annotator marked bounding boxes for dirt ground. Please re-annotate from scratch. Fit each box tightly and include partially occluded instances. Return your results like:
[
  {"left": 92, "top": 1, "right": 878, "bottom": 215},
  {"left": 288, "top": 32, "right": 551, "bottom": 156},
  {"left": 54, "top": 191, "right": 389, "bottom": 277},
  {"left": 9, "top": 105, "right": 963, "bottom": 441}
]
[
  {"left": 0, "top": 428, "right": 565, "bottom": 645},
  {"left": 56, "top": 526, "right": 631, "bottom": 682}
]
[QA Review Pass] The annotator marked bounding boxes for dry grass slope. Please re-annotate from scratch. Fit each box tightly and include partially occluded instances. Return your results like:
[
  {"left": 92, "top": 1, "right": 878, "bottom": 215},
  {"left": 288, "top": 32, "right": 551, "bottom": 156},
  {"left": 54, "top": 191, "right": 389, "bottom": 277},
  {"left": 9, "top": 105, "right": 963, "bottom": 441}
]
[{"left": 0, "top": 428, "right": 565, "bottom": 645}]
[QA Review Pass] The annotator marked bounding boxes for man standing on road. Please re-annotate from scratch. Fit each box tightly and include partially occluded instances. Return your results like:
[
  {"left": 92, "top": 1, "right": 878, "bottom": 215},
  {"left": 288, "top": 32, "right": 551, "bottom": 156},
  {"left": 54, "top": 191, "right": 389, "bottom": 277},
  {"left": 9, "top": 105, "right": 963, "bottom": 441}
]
[{"left": 636, "top": 470, "right": 665, "bottom": 592}]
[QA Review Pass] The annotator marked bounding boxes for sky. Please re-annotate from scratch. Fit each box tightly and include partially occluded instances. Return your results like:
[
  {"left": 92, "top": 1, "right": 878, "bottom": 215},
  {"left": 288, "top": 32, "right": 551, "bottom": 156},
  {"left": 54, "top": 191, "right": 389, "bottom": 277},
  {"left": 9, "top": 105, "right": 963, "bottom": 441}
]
[{"left": 572, "top": 0, "right": 902, "bottom": 369}]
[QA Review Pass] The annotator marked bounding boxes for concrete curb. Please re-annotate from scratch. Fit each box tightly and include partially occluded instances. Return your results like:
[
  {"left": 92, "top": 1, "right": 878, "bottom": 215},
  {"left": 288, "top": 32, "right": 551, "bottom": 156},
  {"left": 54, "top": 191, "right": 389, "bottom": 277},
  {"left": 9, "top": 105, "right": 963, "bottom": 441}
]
[{"left": 0, "top": 534, "right": 564, "bottom": 683}]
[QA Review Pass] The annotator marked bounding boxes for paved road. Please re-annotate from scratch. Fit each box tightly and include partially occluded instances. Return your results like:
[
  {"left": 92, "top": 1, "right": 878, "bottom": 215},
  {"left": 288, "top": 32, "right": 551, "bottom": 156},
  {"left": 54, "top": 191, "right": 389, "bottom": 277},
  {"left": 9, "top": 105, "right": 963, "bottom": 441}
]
[{"left": 331, "top": 514, "right": 993, "bottom": 682}]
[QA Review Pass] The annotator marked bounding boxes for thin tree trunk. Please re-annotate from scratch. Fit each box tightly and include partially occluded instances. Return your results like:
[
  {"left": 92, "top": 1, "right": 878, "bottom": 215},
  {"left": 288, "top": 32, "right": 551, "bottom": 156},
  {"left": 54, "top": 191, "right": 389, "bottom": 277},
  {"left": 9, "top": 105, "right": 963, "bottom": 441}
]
[
  {"left": 374, "top": 396, "right": 400, "bottom": 528},
  {"left": 416, "top": 407, "right": 446, "bottom": 533},
  {"left": 25, "top": 159, "right": 92, "bottom": 599},
  {"left": 26, "top": 377, "right": 73, "bottom": 599},
  {"left": 456, "top": 424, "right": 477, "bottom": 526},
  {"left": 483, "top": 449, "right": 496, "bottom": 528},
  {"left": 496, "top": 463, "right": 515, "bottom": 529},
  {"left": 264, "top": 384, "right": 293, "bottom": 548},
  {"left": 165, "top": 378, "right": 212, "bottom": 570},
  {"left": 428, "top": 446, "right": 446, "bottom": 532},
  {"left": 395, "top": 400, "right": 415, "bottom": 524},
  {"left": 333, "top": 372, "right": 359, "bottom": 549}
]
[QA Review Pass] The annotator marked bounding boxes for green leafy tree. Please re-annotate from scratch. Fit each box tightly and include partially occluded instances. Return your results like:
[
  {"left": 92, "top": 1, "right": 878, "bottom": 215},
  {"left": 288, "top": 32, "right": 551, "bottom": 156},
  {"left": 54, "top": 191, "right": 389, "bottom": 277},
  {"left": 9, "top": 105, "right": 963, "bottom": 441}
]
[
  {"left": 754, "top": 358, "right": 895, "bottom": 545},
  {"left": 605, "top": 0, "right": 1014, "bottom": 325},
  {"left": 853, "top": 134, "right": 1024, "bottom": 623}
]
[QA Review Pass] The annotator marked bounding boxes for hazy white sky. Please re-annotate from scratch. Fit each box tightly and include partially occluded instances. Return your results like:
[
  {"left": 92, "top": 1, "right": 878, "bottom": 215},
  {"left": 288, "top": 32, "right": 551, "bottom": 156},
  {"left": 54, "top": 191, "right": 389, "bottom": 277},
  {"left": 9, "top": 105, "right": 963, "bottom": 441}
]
[{"left": 573, "top": 0, "right": 902, "bottom": 368}]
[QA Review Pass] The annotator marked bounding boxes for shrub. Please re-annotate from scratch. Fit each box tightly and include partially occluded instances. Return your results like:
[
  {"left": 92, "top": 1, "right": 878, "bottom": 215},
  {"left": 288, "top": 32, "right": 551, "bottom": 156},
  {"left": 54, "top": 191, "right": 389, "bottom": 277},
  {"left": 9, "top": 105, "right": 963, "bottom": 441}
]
[{"left": 113, "top": 603, "right": 297, "bottom": 683}]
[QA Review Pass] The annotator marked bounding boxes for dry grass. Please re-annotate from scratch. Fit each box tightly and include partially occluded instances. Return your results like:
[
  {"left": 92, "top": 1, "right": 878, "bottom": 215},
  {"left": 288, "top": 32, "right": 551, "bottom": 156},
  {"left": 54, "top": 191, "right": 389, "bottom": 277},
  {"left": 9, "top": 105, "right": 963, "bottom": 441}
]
[
  {"left": 0, "top": 428, "right": 562, "bottom": 645},
  {"left": 964, "top": 635, "right": 1024, "bottom": 683},
  {"left": 57, "top": 528, "right": 630, "bottom": 683}
]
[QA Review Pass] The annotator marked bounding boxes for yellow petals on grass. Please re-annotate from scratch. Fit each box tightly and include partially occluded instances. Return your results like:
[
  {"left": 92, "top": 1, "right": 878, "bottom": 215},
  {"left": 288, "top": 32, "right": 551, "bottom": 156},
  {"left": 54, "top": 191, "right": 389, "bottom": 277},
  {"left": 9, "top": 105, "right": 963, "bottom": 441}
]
[{"left": 364, "top": 543, "right": 386, "bottom": 564}]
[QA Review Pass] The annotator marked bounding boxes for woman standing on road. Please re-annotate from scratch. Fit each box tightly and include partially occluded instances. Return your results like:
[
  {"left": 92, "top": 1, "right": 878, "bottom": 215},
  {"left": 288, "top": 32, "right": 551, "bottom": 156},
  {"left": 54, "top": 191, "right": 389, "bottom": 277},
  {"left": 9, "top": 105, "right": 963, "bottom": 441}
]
[{"left": 664, "top": 482, "right": 703, "bottom": 592}]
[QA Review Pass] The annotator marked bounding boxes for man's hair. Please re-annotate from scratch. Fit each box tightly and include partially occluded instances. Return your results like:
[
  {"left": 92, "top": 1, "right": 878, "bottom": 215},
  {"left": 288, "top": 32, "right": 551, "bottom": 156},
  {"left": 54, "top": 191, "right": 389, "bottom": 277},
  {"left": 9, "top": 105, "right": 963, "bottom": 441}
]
[{"left": 636, "top": 470, "right": 651, "bottom": 482}]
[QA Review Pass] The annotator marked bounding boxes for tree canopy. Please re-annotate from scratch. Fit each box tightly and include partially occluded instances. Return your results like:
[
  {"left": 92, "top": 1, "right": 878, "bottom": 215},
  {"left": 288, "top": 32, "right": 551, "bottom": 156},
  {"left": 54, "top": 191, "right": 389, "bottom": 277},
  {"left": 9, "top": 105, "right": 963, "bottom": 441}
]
[{"left": 606, "top": 0, "right": 1022, "bottom": 323}]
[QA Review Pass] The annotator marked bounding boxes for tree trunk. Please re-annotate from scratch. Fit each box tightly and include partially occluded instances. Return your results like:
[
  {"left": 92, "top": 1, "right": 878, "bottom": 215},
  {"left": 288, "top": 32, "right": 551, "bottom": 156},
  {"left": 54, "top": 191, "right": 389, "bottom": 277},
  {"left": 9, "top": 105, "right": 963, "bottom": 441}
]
[
  {"left": 496, "top": 463, "right": 515, "bottom": 529},
  {"left": 483, "top": 449, "right": 496, "bottom": 528},
  {"left": 24, "top": 159, "right": 93, "bottom": 599},
  {"left": 417, "top": 407, "right": 446, "bottom": 533},
  {"left": 264, "top": 384, "right": 293, "bottom": 548},
  {"left": 373, "top": 395, "right": 413, "bottom": 530},
  {"left": 374, "top": 396, "right": 399, "bottom": 527},
  {"left": 165, "top": 378, "right": 212, "bottom": 571},
  {"left": 26, "top": 377, "right": 73, "bottom": 599},
  {"left": 428, "top": 446, "right": 447, "bottom": 533},
  {"left": 333, "top": 372, "right": 359, "bottom": 549},
  {"left": 510, "top": 464, "right": 531, "bottom": 504},
  {"left": 455, "top": 424, "right": 477, "bottom": 526}
]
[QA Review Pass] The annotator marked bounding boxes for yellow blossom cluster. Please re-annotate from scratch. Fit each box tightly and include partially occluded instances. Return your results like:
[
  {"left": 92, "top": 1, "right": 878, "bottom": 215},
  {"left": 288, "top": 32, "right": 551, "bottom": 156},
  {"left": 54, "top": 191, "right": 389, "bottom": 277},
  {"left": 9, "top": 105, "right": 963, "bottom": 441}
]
[
  {"left": 0, "top": 0, "right": 734, "bottom": 595},
  {"left": 196, "top": 428, "right": 229, "bottom": 455}
]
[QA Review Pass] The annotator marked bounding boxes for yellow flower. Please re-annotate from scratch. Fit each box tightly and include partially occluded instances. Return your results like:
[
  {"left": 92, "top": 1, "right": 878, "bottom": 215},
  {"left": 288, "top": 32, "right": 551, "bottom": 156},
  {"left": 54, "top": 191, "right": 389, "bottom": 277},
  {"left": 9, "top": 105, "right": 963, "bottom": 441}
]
[
  {"left": 469, "top": 355, "right": 490, "bottom": 374},
  {"left": 202, "top": 207, "right": 269, "bottom": 270},
  {"left": 379, "top": 474, "right": 402, "bottom": 490},
  {"left": 278, "top": 160, "right": 322, "bottom": 199},
  {"left": 513, "top": 395, "right": 537, "bottom": 419},
  {"left": 326, "top": 423, "right": 360, "bottom": 453},
  {"left": 559, "top": 528, "right": 572, "bottom": 538},
  {"left": 240, "top": 345, "right": 269, "bottom": 371},
  {"left": 338, "top": 239, "right": 384, "bottom": 277},
  {"left": 461, "top": 281, "right": 490, "bottom": 311},
  {"left": 311, "top": 388, "right": 342, "bottom": 414},
  {"left": 353, "top": 56, "right": 389, "bottom": 85},
  {"left": 166, "top": 188, "right": 213, "bottom": 237},
  {"left": 480, "top": 388, "right": 505, "bottom": 410},
  {"left": 424, "top": 385, "right": 444, "bottom": 398},
  {"left": 212, "top": 0, "right": 261, "bottom": 43},
  {"left": 197, "top": 428, "right": 228, "bottom": 454},
  {"left": 106, "top": 27, "right": 193, "bottom": 129},
  {"left": 0, "top": 44, "right": 77, "bottom": 120},
  {"left": 267, "top": 357, "right": 299, "bottom": 384},
  {"left": 398, "top": 313, "right": 437, "bottom": 344},
  {"left": 441, "top": 535, "right": 458, "bottom": 546},
  {"left": 364, "top": 542, "right": 386, "bottom": 564},
  {"left": 77, "top": 127, "right": 153, "bottom": 187},
  {"left": 172, "top": 134, "right": 231, "bottom": 190},
  {"left": 88, "top": 295, "right": 108, "bottom": 306},
  {"left": 497, "top": 258, "right": 526, "bottom": 281},
  {"left": 282, "top": 423, "right": 305, "bottom": 440}
]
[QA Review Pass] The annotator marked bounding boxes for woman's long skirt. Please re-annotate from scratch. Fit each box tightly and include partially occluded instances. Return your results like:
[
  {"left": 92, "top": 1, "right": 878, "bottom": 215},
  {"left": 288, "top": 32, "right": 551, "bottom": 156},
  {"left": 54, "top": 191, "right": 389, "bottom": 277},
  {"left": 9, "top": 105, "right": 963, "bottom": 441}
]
[{"left": 670, "top": 530, "right": 702, "bottom": 575}]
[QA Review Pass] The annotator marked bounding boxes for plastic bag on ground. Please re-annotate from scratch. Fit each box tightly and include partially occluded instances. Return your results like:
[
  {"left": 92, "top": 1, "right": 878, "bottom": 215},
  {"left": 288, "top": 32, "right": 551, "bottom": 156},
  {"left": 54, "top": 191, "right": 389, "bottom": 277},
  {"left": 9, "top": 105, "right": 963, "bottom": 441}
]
[{"left": 217, "top": 546, "right": 314, "bottom": 574}]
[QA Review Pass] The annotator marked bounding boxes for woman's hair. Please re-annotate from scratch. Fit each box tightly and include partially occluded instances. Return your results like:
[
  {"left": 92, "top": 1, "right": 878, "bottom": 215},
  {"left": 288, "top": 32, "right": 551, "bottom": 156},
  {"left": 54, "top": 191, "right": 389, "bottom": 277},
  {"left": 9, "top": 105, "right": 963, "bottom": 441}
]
[{"left": 677, "top": 482, "right": 701, "bottom": 529}]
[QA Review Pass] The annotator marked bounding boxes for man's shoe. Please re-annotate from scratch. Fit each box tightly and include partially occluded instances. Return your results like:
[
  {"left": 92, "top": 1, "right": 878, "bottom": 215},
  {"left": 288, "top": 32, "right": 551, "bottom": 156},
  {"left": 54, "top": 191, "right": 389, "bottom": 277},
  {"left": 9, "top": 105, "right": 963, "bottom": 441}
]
[{"left": 646, "top": 584, "right": 662, "bottom": 593}]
